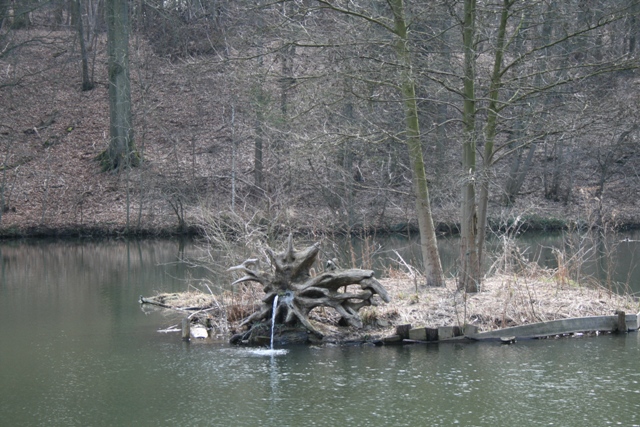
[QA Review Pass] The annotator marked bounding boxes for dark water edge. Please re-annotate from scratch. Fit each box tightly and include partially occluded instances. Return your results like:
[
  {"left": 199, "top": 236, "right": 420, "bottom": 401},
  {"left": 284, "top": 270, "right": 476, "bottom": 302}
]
[
  {"left": 3, "top": 214, "right": 640, "bottom": 240},
  {"left": 0, "top": 224, "right": 203, "bottom": 240}
]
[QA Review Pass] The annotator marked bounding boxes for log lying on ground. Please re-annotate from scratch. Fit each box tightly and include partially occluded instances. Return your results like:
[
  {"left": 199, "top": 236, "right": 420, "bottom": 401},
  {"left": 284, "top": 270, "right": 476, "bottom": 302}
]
[{"left": 228, "top": 235, "right": 390, "bottom": 338}]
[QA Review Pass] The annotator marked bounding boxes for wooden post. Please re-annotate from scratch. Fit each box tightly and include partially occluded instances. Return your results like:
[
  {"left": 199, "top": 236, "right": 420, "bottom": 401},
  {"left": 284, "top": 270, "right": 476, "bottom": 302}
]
[
  {"left": 396, "top": 324, "right": 411, "bottom": 339},
  {"left": 206, "top": 317, "right": 213, "bottom": 338},
  {"left": 425, "top": 328, "right": 439, "bottom": 341},
  {"left": 182, "top": 317, "right": 191, "bottom": 341},
  {"left": 408, "top": 327, "right": 427, "bottom": 341},
  {"left": 438, "top": 326, "right": 458, "bottom": 340},
  {"left": 616, "top": 310, "right": 626, "bottom": 333},
  {"left": 464, "top": 324, "right": 479, "bottom": 336}
]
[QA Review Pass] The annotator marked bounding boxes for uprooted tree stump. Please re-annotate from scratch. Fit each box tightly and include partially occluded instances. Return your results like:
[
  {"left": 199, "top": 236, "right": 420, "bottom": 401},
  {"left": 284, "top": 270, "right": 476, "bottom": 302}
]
[{"left": 228, "top": 235, "right": 390, "bottom": 344}]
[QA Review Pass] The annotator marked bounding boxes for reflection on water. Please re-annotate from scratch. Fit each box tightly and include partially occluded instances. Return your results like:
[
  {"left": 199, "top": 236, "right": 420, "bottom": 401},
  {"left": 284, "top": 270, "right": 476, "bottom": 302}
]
[
  {"left": 233, "top": 348, "right": 290, "bottom": 357},
  {"left": 0, "top": 239, "right": 639, "bottom": 426}
]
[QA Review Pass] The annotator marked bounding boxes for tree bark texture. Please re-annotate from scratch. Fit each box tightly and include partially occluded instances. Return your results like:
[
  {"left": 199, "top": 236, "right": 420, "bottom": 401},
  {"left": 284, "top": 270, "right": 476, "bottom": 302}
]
[
  {"left": 104, "top": 0, "right": 137, "bottom": 171},
  {"left": 459, "top": 0, "right": 480, "bottom": 293}
]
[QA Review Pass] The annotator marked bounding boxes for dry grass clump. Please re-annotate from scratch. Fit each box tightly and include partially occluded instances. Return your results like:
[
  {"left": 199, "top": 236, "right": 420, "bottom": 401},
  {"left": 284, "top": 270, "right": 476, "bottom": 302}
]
[
  {"left": 143, "top": 282, "right": 265, "bottom": 338},
  {"left": 149, "top": 291, "right": 218, "bottom": 309},
  {"left": 377, "top": 265, "right": 639, "bottom": 334}
]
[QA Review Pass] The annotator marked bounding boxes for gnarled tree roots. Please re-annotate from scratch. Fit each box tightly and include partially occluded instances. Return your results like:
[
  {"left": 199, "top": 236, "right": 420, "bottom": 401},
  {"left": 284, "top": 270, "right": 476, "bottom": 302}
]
[{"left": 228, "top": 235, "right": 390, "bottom": 341}]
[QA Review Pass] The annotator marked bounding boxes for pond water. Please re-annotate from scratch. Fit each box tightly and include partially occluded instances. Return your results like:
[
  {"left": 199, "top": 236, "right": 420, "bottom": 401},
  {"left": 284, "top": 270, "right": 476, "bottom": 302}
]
[{"left": 1, "top": 237, "right": 639, "bottom": 426}]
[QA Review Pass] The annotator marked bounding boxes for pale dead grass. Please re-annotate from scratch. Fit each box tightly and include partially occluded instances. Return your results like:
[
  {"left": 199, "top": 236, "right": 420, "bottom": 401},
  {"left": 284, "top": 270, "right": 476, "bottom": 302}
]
[
  {"left": 374, "top": 267, "right": 640, "bottom": 335},
  {"left": 144, "top": 282, "right": 264, "bottom": 337}
]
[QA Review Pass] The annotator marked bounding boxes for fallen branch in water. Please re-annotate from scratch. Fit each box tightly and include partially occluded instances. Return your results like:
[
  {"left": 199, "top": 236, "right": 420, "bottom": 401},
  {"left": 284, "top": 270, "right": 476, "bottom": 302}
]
[{"left": 139, "top": 294, "right": 215, "bottom": 311}]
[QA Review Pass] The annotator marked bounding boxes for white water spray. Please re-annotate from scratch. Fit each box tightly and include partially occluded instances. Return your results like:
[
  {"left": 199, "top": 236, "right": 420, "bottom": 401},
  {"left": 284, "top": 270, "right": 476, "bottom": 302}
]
[{"left": 270, "top": 295, "right": 279, "bottom": 350}]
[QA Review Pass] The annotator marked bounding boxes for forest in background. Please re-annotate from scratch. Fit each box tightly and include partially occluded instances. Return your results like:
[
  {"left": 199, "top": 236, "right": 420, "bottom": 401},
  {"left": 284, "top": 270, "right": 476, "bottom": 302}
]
[{"left": 1, "top": 0, "right": 639, "bottom": 245}]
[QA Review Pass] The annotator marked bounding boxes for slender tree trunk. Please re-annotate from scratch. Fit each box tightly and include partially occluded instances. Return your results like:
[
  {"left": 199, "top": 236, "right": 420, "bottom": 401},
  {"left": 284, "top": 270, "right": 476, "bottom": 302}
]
[
  {"left": 52, "top": 0, "right": 65, "bottom": 28},
  {"left": 546, "top": 139, "right": 563, "bottom": 200},
  {"left": 433, "top": 12, "right": 451, "bottom": 185},
  {"left": 389, "top": 0, "right": 444, "bottom": 287},
  {"left": 502, "top": 134, "right": 537, "bottom": 206},
  {"left": 102, "top": 0, "right": 138, "bottom": 171},
  {"left": 500, "top": 5, "right": 535, "bottom": 207},
  {"left": 629, "top": 10, "right": 638, "bottom": 54},
  {"left": 342, "top": 100, "right": 356, "bottom": 230},
  {"left": 0, "top": 0, "right": 7, "bottom": 31},
  {"left": 254, "top": 102, "right": 264, "bottom": 194},
  {"left": 459, "top": 0, "right": 479, "bottom": 293},
  {"left": 476, "top": 0, "right": 512, "bottom": 271},
  {"left": 73, "top": 0, "right": 94, "bottom": 91},
  {"left": 9, "top": 0, "right": 31, "bottom": 29},
  {"left": 230, "top": 104, "right": 237, "bottom": 212},
  {"left": 253, "top": 9, "right": 266, "bottom": 197}
]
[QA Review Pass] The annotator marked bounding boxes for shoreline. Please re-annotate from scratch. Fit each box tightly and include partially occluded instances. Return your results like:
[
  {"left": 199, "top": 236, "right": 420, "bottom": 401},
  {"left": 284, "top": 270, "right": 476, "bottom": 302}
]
[{"left": 4, "top": 216, "right": 640, "bottom": 240}]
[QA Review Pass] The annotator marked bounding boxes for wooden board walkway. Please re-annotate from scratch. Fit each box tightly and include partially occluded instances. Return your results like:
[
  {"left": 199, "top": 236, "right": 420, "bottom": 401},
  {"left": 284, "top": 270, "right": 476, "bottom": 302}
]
[
  {"left": 388, "top": 311, "right": 639, "bottom": 344},
  {"left": 468, "top": 312, "right": 638, "bottom": 340}
]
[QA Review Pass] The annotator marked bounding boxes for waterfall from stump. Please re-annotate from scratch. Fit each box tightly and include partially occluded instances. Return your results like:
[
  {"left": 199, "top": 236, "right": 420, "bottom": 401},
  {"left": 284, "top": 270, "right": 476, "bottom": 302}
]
[
  {"left": 228, "top": 235, "right": 390, "bottom": 344},
  {"left": 270, "top": 294, "right": 278, "bottom": 350}
]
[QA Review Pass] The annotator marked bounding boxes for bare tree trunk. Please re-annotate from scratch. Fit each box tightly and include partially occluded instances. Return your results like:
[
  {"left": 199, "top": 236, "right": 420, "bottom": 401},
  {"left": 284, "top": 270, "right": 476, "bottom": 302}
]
[
  {"left": 0, "top": 0, "right": 7, "bottom": 31},
  {"left": 434, "top": 13, "right": 451, "bottom": 184},
  {"left": 476, "top": 0, "right": 512, "bottom": 272},
  {"left": 389, "top": 0, "right": 444, "bottom": 287},
  {"left": 230, "top": 104, "right": 237, "bottom": 212},
  {"left": 9, "top": 0, "right": 31, "bottom": 29},
  {"left": 73, "top": 0, "right": 94, "bottom": 91},
  {"left": 253, "top": 9, "right": 265, "bottom": 197},
  {"left": 52, "top": 0, "right": 65, "bottom": 28},
  {"left": 342, "top": 100, "right": 356, "bottom": 230},
  {"left": 102, "top": 0, "right": 138, "bottom": 171},
  {"left": 546, "top": 138, "right": 564, "bottom": 201},
  {"left": 254, "top": 103, "right": 264, "bottom": 195},
  {"left": 503, "top": 136, "right": 537, "bottom": 206},
  {"left": 628, "top": 6, "right": 639, "bottom": 54},
  {"left": 458, "top": 0, "right": 480, "bottom": 293}
]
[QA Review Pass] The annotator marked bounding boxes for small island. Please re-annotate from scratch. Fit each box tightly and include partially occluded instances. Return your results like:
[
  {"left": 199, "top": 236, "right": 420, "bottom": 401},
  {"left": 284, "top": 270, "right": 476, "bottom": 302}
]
[{"left": 140, "top": 236, "right": 640, "bottom": 346}]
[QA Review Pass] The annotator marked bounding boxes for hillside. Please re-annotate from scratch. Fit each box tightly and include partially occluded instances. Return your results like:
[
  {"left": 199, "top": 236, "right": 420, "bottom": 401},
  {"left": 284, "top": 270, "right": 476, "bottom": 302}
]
[
  {"left": 1, "top": 19, "right": 639, "bottom": 238},
  {"left": 1, "top": 29, "right": 234, "bottom": 236}
]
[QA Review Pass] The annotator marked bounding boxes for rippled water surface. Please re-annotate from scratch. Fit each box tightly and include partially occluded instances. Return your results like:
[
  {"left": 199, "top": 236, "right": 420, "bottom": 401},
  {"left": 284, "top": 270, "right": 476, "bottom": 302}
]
[{"left": 1, "top": 240, "right": 639, "bottom": 426}]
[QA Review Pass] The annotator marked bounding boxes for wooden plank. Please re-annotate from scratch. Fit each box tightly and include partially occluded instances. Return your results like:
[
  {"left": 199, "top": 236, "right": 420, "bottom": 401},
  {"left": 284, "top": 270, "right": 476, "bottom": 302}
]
[
  {"left": 181, "top": 317, "right": 191, "bottom": 341},
  {"left": 408, "top": 327, "right": 427, "bottom": 341},
  {"left": 382, "top": 334, "right": 403, "bottom": 344},
  {"left": 616, "top": 311, "right": 626, "bottom": 333},
  {"left": 463, "top": 324, "right": 479, "bottom": 336},
  {"left": 396, "top": 324, "right": 411, "bottom": 339},
  {"left": 438, "top": 326, "right": 461, "bottom": 340},
  {"left": 626, "top": 311, "right": 640, "bottom": 330},
  {"left": 468, "top": 313, "right": 639, "bottom": 340},
  {"left": 425, "top": 327, "right": 439, "bottom": 341}
]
